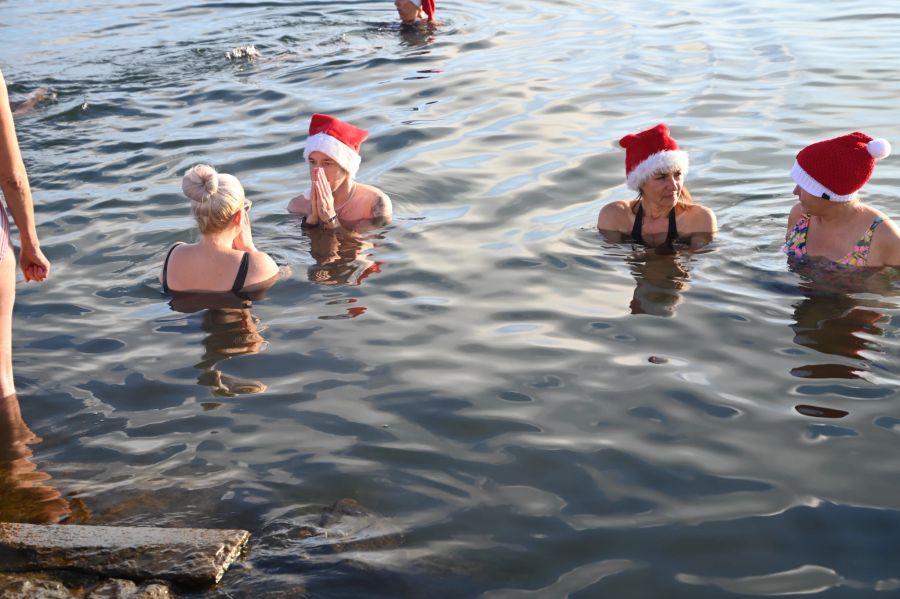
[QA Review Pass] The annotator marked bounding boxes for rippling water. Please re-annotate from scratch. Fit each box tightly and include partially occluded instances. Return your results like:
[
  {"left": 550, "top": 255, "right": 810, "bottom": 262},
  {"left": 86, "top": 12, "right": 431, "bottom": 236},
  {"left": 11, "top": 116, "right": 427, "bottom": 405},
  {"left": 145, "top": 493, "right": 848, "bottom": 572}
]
[{"left": 3, "top": 1, "right": 900, "bottom": 596}]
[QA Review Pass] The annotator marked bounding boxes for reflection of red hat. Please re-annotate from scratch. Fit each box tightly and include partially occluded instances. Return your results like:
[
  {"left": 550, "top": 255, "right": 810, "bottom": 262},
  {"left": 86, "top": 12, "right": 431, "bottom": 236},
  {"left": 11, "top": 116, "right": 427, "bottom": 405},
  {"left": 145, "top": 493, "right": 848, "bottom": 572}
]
[
  {"left": 303, "top": 113, "right": 369, "bottom": 177},
  {"left": 619, "top": 124, "right": 689, "bottom": 191},
  {"left": 408, "top": 0, "right": 436, "bottom": 21},
  {"left": 791, "top": 132, "right": 891, "bottom": 202}
]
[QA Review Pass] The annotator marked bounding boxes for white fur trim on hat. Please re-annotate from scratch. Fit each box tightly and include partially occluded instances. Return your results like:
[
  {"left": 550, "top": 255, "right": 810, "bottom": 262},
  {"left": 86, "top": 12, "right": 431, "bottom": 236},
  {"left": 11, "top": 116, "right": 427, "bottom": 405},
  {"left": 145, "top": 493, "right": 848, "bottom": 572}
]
[
  {"left": 407, "top": 0, "right": 422, "bottom": 6},
  {"left": 626, "top": 150, "right": 689, "bottom": 191},
  {"left": 303, "top": 132, "right": 362, "bottom": 178},
  {"left": 790, "top": 160, "right": 855, "bottom": 202}
]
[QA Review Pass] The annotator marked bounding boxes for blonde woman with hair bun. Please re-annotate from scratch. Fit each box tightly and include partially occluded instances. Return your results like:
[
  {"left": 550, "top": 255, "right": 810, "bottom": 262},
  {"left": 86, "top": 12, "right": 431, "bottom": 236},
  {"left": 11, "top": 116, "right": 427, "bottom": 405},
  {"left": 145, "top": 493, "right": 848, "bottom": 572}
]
[{"left": 160, "top": 164, "right": 279, "bottom": 296}]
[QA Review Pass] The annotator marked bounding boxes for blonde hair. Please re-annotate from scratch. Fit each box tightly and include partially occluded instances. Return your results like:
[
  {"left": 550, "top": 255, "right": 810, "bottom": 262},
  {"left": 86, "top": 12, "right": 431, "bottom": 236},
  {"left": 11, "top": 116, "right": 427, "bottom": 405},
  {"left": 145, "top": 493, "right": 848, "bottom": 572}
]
[{"left": 181, "top": 164, "right": 245, "bottom": 234}]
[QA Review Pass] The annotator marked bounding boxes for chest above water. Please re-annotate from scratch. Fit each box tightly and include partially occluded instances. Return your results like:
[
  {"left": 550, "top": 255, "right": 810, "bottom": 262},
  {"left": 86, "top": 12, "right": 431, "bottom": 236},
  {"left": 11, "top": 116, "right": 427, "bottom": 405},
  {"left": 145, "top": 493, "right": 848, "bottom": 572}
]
[{"left": 802, "top": 214, "right": 881, "bottom": 264}]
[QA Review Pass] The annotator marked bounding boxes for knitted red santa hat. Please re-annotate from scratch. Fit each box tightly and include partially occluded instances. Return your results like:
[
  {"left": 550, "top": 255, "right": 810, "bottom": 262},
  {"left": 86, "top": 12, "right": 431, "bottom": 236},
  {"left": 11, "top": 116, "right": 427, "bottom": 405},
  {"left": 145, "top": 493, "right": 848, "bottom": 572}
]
[
  {"left": 619, "top": 124, "right": 689, "bottom": 191},
  {"left": 407, "top": 0, "right": 436, "bottom": 21},
  {"left": 791, "top": 132, "right": 891, "bottom": 201},
  {"left": 303, "top": 113, "right": 369, "bottom": 178}
]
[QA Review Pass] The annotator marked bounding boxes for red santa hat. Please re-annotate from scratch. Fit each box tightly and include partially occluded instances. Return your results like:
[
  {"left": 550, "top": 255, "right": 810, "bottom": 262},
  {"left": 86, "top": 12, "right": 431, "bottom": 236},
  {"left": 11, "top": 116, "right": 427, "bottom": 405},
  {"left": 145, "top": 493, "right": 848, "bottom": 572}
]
[
  {"left": 406, "top": 0, "right": 436, "bottom": 21},
  {"left": 619, "top": 124, "right": 689, "bottom": 191},
  {"left": 790, "top": 132, "right": 891, "bottom": 202},
  {"left": 303, "top": 113, "right": 369, "bottom": 178}
]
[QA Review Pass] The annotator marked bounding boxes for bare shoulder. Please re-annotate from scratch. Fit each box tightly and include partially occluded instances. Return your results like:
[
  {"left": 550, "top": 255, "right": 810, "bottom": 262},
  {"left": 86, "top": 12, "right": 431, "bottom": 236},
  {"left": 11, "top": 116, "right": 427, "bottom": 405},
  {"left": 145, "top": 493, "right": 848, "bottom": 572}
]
[
  {"left": 248, "top": 250, "right": 280, "bottom": 282},
  {"left": 871, "top": 214, "right": 900, "bottom": 267},
  {"left": 358, "top": 183, "right": 392, "bottom": 220},
  {"left": 597, "top": 199, "right": 633, "bottom": 230},
  {"left": 287, "top": 193, "right": 310, "bottom": 215},
  {"left": 786, "top": 202, "right": 805, "bottom": 229},
  {"left": 684, "top": 203, "right": 717, "bottom": 232}
]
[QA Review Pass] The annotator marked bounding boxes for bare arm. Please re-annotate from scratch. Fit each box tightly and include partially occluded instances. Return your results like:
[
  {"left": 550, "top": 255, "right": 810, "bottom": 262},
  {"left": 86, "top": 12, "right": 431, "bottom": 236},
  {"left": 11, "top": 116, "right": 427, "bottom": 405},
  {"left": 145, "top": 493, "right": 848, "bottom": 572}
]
[{"left": 0, "top": 69, "right": 49, "bottom": 282}]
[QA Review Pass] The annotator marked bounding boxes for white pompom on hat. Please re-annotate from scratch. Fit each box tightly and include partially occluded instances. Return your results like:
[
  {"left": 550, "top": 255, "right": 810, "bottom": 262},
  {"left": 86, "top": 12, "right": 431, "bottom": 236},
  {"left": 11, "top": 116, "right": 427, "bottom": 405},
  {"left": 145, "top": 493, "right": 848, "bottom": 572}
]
[
  {"left": 790, "top": 131, "right": 892, "bottom": 202},
  {"left": 303, "top": 113, "right": 369, "bottom": 178},
  {"left": 619, "top": 124, "right": 689, "bottom": 191}
]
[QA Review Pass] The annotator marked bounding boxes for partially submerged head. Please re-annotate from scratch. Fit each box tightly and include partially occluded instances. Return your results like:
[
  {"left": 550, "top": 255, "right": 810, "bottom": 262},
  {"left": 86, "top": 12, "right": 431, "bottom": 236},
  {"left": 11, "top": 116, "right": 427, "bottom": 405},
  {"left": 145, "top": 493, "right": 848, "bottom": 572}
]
[
  {"left": 182, "top": 164, "right": 247, "bottom": 234},
  {"left": 619, "top": 123, "right": 692, "bottom": 206},
  {"left": 394, "top": 0, "right": 436, "bottom": 24},
  {"left": 303, "top": 113, "right": 369, "bottom": 190},
  {"left": 791, "top": 131, "right": 891, "bottom": 204}
]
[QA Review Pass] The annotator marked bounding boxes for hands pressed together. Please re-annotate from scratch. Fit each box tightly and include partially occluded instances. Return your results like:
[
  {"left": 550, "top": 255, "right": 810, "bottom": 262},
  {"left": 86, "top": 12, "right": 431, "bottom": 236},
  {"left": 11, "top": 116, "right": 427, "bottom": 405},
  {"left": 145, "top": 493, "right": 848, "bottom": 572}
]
[{"left": 309, "top": 167, "right": 339, "bottom": 229}]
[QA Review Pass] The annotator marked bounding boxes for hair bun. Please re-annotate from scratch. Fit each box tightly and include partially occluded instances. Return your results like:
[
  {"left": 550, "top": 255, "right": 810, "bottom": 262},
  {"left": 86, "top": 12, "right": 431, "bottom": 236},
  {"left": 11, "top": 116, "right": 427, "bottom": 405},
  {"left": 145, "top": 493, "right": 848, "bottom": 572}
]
[{"left": 182, "top": 164, "right": 219, "bottom": 202}]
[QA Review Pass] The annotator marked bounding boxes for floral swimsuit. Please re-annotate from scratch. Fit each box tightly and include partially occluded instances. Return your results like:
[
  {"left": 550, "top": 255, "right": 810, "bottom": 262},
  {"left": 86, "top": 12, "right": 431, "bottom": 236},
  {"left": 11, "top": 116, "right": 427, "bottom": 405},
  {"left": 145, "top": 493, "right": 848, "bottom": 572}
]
[{"left": 783, "top": 213, "right": 883, "bottom": 267}]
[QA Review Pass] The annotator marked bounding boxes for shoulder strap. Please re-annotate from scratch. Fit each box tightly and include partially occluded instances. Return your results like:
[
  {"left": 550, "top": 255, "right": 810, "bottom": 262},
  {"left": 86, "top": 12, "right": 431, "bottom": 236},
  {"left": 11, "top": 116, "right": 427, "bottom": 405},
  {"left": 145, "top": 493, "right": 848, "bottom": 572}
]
[
  {"left": 666, "top": 207, "right": 679, "bottom": 245},
  {"left": 161, "top": 243, "right": 183, "bottom": 294},
  {"left": 857, "top": 216, "right": 885, "bottom": 247},
  {"left": 232, "top": 252, "right": 251, "bottom": 294},
  {"left": 631, "top": 203, "right": 645, "bottom": 244},
  {"left": 868, "top": 216, "right": 884, "bottom": 234}
]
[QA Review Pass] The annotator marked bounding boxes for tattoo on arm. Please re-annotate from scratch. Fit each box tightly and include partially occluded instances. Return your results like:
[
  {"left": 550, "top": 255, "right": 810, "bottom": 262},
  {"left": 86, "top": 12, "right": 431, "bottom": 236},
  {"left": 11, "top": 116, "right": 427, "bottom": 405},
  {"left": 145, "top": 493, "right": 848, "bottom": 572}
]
[{"left": 372, "top": 197, "right": 386, "bottom": 218}]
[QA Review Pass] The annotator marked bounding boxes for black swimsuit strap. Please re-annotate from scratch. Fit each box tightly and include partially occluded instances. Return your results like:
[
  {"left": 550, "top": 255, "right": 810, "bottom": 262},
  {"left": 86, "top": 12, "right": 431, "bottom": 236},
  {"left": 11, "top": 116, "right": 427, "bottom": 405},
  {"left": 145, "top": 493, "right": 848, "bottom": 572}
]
[
  {"left": 631, "top": 203, "right": 645, "bottom": 244},
  {"left": 631, "top": 204, "right": 679, "bottom": 247},
  {"left": 666, "top": 207, "right": 679, "bottom": 246},
  {"left": 161, "top": 242, "right": 183, "bottom": 294},
  {"left": 231, "top": 252, "right": 251, "bottom": 294}
]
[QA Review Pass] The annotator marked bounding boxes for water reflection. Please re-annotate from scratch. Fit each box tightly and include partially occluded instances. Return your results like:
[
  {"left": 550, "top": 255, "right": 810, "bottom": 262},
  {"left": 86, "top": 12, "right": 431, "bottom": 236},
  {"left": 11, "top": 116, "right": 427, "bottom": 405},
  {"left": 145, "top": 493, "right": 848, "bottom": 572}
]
[
  {"left": 169, "top": 294, "right": 268, "bottom": 397},
  {"left": 790, "top": 291, "right": 887, "bottom": 380},
  {"left": 626, "top": 249, "right": 691, "bottom": 317},
  {"left": 196, "top": 308, "right": 267, "bottom": 397},
  {"left": 787, "top": 262, "right": 899, "bottom": 418},
  {"left": 0, "top": 394, "right": 71, "bottom": 523},
  {"left": 305, "top": 227, "right": 384, "bottom": 287},
  {"left": 397, "top": 22, "right": 436, "bottom": 47}
]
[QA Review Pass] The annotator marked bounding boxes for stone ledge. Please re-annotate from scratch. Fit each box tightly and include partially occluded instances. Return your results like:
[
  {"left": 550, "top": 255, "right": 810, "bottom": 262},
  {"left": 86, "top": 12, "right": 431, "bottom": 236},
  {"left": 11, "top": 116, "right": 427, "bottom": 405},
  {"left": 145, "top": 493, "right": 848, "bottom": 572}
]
[{"left": 0, "top": 523, "right": 249, "bottom": 586}]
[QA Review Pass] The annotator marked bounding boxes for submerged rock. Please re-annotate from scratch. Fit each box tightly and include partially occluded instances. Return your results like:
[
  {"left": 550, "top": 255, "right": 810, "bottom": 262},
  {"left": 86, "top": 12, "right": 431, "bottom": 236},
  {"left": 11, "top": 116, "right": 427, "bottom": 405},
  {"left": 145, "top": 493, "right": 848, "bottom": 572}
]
[
  {"left": 0, "top": 571, "right": 75, "bottom": 599},
  {"left": 225, "top": 45, "right": 261, "bottom": 61},
  {"left": 261, "top": 498, "right": 404, "bottom": 558},
  {"left": 295, "top": 499, "right": 405, "bottom": 554},
  {"left": 0, "top": 572, "right": 173, "bottom": 599},
  {"left": 86, "top": 578, "right": 172, "bottom": 598}
]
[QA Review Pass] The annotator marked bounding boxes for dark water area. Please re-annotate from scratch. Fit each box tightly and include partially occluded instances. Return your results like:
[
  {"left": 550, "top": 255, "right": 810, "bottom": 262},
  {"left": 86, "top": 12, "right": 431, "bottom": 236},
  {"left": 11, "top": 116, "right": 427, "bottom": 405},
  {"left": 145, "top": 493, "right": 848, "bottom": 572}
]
[{"left": 2, "top": 0, "right": 900, "bottom": 596}]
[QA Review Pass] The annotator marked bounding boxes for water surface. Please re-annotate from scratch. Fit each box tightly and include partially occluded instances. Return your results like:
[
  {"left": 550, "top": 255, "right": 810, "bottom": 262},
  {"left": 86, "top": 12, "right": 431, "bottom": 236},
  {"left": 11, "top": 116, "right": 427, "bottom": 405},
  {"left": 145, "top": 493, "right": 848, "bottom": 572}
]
[{"left": 2, "top": 1, "right": 900, "bottom": 596}]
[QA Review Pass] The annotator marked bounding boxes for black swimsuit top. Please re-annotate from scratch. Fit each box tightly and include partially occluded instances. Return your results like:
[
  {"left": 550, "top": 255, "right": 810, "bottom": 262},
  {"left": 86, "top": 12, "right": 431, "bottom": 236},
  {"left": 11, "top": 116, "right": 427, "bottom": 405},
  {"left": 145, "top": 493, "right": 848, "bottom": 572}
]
[
  {"left": 631, "top": 203, "right": 679, "bottom": 247},
  {"left": 161, "top": 243, "right": 250, "bottom": 295}
]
